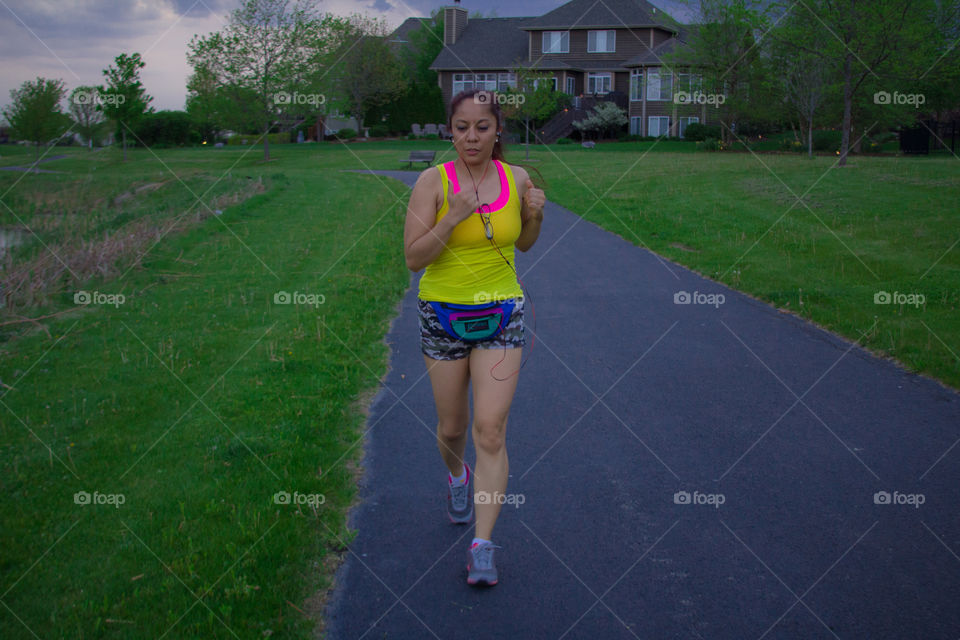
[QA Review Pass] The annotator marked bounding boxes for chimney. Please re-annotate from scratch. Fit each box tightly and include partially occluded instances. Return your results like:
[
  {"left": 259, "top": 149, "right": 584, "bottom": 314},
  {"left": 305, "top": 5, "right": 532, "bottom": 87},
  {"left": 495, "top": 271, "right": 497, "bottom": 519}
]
[{"left": 444, "top": 2, "right": 468, "bottom": 45}]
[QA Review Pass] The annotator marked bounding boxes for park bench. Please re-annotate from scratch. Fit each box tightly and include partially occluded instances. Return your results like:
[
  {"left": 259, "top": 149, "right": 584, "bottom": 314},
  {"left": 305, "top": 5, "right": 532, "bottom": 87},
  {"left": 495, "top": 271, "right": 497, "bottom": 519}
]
[{"left": 401, "top": 150, "right": 436, "bottom": 168}]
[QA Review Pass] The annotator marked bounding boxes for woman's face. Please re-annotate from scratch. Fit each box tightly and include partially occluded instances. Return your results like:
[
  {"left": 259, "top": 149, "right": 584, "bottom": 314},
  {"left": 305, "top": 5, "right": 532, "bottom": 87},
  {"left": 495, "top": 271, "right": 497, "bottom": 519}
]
[{"left": 450, "top": 98, "right": 499, "bottom": 164}]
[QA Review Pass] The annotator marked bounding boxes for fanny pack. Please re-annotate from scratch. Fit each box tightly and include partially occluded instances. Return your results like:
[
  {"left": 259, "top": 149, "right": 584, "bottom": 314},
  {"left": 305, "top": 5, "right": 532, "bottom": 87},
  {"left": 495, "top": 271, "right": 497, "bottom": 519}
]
[{"left": 429, "top": 300, "right": 516, "bottom": 342}]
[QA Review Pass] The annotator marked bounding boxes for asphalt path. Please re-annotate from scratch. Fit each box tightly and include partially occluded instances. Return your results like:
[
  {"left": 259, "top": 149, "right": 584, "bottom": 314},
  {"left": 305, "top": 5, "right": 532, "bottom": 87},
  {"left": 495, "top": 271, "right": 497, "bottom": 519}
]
[{"left": 324, "top": 169, "right": 960, "bottom": 639}]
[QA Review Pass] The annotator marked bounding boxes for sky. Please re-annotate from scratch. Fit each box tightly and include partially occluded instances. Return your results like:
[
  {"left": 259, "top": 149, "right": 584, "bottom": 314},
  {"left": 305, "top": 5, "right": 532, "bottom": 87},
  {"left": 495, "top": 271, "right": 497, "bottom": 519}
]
[{"left": 0, "top": 0, "right": 698, "bottom": 113}]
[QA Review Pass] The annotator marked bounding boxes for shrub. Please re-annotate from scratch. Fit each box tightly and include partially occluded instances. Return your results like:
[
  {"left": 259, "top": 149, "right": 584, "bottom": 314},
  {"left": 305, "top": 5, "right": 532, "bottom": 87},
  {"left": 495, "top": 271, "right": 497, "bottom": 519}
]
[
  {"left": 779, "top": 137, "right": 803, "bottom": 152},
  {"left": 132, "top": 110, "right": 193, "bottom": 147},
  {"left": 336, "top": 128, "right": 357, "bottom": 140},
  {"left": 683, "top": 123, "right": 721, "bottom": 141},
  {"left": 423, "top": 133, "right": 439, "bottom": 140},
  {"left": 368, "top": 125, "right": 389, "bottom": 138},
  {"left": 696, "top": 137, "right": 725, "bottom": 151},
  {"left": 812, "top": 130, "right": 841, "bottom": 152},
  {"left": 556, "top": 137, "right": 573, "bottom": 144}
]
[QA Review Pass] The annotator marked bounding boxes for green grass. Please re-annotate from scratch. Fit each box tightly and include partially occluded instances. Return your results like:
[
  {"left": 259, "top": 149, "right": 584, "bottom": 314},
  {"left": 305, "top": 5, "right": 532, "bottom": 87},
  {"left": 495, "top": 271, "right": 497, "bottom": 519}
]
[
  {"left": 0, "top": 139, "right": 957, "bottom": 637},
  {"left": 0, "top": 143, "right": 409, "bottom": 638}
]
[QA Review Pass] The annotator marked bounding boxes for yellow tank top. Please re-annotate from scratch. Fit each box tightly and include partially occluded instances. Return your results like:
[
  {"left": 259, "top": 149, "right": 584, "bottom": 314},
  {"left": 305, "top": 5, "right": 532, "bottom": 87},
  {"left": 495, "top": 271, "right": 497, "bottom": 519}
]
[{"left": 418, "top": 159, "right": 524, "bottom": 304}]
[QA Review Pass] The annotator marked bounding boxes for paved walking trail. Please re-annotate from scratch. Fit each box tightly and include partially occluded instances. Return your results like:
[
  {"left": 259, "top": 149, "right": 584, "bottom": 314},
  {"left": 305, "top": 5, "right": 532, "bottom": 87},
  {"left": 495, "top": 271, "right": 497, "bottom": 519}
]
[{"left": 324, "top": 169, "right": 960, "bottom": 639}]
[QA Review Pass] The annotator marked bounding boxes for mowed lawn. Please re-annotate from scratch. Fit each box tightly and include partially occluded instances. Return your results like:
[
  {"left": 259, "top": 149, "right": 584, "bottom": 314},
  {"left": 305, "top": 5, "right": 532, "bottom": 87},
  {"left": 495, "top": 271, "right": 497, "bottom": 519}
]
[{"left": 0, "top": 140, "right": 957, "bottom": 638}]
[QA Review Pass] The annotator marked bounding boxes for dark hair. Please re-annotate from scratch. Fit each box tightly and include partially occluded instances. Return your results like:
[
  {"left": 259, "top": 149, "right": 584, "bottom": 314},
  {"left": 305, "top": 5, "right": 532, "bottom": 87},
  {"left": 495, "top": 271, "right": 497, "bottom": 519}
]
[{"left": 447, "top": 89, "right": 545, "bottom": 188}]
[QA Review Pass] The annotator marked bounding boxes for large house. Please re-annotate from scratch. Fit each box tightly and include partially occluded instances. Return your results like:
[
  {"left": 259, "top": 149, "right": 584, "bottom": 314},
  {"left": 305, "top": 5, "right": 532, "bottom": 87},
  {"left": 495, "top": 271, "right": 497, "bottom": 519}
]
[{"left": 411, "top": 0, "right": 715, "bottom": 140}]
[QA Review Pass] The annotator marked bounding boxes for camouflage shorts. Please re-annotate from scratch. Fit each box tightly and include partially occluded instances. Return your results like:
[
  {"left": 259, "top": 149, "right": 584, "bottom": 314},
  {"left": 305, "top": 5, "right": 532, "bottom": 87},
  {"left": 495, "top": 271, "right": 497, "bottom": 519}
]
[{"left": 418, "top": 297, "right": 525, "bottom": 361}]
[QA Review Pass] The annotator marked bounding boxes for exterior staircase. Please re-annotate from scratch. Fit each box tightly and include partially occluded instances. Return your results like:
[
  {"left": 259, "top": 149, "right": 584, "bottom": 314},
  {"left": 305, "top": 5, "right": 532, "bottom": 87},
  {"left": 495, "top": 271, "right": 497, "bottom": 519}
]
[{"left": 533, "top": 94, "right": 630, "bottom": 144}]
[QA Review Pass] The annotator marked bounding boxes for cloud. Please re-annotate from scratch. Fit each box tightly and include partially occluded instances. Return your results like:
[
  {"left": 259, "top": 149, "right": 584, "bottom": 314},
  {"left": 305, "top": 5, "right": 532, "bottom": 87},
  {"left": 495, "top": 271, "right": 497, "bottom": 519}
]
[{"left": 0, "top": 0, "right": 699, "bottom": 114}]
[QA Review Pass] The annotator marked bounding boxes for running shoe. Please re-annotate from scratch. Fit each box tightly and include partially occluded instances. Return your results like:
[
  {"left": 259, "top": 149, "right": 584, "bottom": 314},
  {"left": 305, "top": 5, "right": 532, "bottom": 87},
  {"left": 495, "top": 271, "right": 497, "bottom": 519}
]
[
  {"left": 466, "top": 540, "right": 500, "bottom": 586},
  {"left": 447, "top": 464, "right": 473, "bottom": 524}
]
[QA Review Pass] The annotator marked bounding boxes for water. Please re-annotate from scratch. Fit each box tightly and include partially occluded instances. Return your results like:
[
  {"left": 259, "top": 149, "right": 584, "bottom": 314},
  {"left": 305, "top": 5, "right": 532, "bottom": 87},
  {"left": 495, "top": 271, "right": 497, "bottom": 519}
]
[{"left": 0, "top": 227, "right": 26, "bottom": 258}]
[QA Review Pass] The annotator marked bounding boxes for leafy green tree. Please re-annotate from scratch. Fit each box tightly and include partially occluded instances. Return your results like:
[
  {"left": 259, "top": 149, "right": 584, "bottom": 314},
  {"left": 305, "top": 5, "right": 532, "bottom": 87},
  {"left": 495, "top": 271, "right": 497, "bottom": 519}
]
[
  {"left": 187, "top": 0, "right": 330, "bottom": 161},
  {"left": 68, "top": 85, "right": 107, "bottom": 148},
  {"left": 2, "top": 77, "right": 69, "bottom": 160},
  {"left": 771, "top": 0, "right": 938, "bottom": 165},
  {"left": 670, "top": 0, "right": 773, "bottom": 144},
  {"left": 322, "top": 14, "right": 406, "bottom": 135},
  {"left": 99, "top": 52, "right": 153, "bottom": 160}
]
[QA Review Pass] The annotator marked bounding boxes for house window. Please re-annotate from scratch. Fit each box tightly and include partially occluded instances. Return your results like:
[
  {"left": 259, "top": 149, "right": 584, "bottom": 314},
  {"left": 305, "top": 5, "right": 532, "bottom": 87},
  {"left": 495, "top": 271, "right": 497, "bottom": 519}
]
[
  {"left": 454, "top": 73, "right": 498, "bottom": 95},
  {"left": 566, "top": 76, "right": 575, "bottom": 95},
  {"left": 630, "top": 116, "right": 642, "bottom": 135},
  {"left": 478, "top": 73, "right": 498, "bottom": 91},
  {"left": 498, "top": 73, "right": 517, "bottom": 91},
  {"left": 648, "top": 116, "right": 670, "bottom": 137},
  {"left": 630, "top": 70, "right": 643, "bottom": 101},
  {"left": 533, "top": 77, "right": 558, "bottom": 91},
  {"left": 453, "top": 73, "right": 473, "bottom": 95},
  {"left": 646, "top": 69, "right": 673, "bottom": 101},
  {"left": 677, "top": 73, "right": 703, "bottom": 94},
  {"left": 678, "top": 116, "right": 699, "bottom": 138},
  {"left": 543, "top": 31, "right": 569, "bottom": 54},
  {"left": 588, "top": 30, "right": 616, "bottom": 53},
  {"left": 587, "top": 72, "right": 611, "bottom": 95}
]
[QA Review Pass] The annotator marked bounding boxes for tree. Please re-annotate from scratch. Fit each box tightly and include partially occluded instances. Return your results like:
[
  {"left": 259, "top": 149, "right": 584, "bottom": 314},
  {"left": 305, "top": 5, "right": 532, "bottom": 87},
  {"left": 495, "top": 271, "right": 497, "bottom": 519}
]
[
  {"left": 69, "top": 85, "right": 106, "bottom": 148},
  {"left": 501, "top": 67, "right": 568, "bottom": 158},
  {"left": 672, "top": 0, "right": 773, "bottom": 144},
  {"left": 323, "top": 14, "right": 406, "bottom": 135},
  {"left": 187, "top": 0, "right": 330, "bottom": 161},
  {"left": 2, "top": 77, "right": 69, "bottom": 160},
  {"left": 772, "top": 0, "right": 937, "bottom": 166},
  {"left": 99, "top": 52, "right": 153, "bottom": 161}
]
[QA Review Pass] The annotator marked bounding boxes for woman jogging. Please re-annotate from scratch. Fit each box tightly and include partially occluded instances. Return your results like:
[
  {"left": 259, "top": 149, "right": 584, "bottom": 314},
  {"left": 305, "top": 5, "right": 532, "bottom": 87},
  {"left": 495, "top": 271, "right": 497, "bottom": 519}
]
[{"left": 403, "top": 89, "right": 545, "bottom": 586}]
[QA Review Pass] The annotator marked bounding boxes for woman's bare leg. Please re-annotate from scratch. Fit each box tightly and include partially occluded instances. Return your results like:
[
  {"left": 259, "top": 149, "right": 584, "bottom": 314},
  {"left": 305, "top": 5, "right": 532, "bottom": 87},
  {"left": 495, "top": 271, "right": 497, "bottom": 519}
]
[
  {"left": 468, "top": 347, "right": 522, "bottom": 541},
  {"left": 423, "top": 355, "right": 471, "bottom": 476}
]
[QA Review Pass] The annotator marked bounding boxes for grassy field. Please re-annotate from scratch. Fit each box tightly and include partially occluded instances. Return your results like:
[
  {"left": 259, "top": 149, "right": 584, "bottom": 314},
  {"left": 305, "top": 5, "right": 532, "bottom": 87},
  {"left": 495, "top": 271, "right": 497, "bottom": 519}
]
[
  {"left": 0, "top": 139, "right": 957, "bottom": 638},
  {"left": 0, "top": 143, "right": 410, "bottom": 638}
]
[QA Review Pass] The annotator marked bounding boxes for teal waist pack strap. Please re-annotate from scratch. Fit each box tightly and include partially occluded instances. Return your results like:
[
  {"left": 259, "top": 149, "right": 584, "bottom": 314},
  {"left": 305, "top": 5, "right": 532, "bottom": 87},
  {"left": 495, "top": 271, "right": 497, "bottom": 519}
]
[{"left": 429, "top": 300, "right": 516, "bottom": 342}]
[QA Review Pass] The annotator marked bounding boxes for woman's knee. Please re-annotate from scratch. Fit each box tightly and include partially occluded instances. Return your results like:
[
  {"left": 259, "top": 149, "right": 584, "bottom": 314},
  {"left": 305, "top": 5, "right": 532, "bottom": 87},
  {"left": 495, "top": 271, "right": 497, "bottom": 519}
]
[
  {"left": 437, "top": 418, "right": 467, "bottom": 441},
  {"left": 473, "top": 416, "right": 507, "bottom": 453}
]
